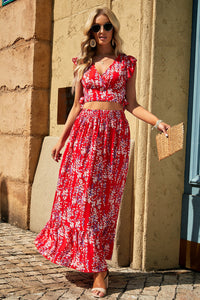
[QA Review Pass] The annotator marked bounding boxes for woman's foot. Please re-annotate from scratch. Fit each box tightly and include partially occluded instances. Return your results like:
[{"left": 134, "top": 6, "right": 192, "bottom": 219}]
[{"left": 91, "top": 270, "right": 109, "bottom": 298}]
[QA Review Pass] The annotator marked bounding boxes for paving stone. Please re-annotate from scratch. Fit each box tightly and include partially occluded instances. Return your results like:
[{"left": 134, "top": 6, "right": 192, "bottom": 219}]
[
  {"left": 12, "top": 288, "right": 47, "bottom": 296},
  {"left": 120, "top": 295, "right": 138, "bottom": 300},
  {"left": 3, "top": 297, "right": 21, "bottom": 300},
  {"left": 157, "top": 291, "right": 175, "bottom": 298},
  {"left": 138, "top": 295, "right": 156, "bottom": 300},
  {"left": 126, "top": 288, "right": 143, "bottom": 295},
  {"left": 194, "top": 286, "right": 200, "bottom": 292},
  {"left": 58, "top": 291, "right": 82, "bottom": 300},
  {"left": 0, "top": 222, "right": 198, "bottom": 300},
  {"left": 143, "top": 285, "right": 160, "bottom": 291},
  {"left": 38, "top": 289, "right": 67, "bottom": 299},
  {"left": 109, "top": 279, "right": 127, "bottom": 288},
  {"left": 22, "top": 292, "right": 45, "bottom": 299},
  {"left": 176, "top": 285, "right": 194, "bottom": 291},
  {"left": 175, "top": 292, "right": 200, "bottom": 300},
  {"left": 156, "top": 297, "right": 174, "bottom": 300},
  {"left": 0, "top": 279, "right": 7, "bottom": 285},
  {"left": 121, "top": 290, "right": 141, "bottom": 298}
]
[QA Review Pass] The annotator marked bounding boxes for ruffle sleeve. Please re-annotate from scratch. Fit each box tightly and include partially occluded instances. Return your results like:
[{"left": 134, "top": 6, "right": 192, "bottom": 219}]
[{"left": 126, "top": 55, "right": 137, "bottom": 79}]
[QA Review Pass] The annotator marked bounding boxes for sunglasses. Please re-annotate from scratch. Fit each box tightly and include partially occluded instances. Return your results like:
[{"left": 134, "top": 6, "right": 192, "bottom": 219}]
[{"left": 91, "top": 22, "right": 113, "bottom": 33}]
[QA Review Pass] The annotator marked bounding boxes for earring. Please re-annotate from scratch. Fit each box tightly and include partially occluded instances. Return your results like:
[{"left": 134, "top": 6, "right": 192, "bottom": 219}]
[
  {"left": 90, "top": 39, "right": 96, "bottom": 48},
  {"left": 112, "top": 39, "right": 115, "bottom": 47}
]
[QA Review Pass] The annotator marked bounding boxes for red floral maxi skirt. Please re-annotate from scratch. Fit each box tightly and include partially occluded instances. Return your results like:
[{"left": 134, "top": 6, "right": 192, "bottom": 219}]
[{"left": 35, "top": 109, "right": 130, "bottom": 273}]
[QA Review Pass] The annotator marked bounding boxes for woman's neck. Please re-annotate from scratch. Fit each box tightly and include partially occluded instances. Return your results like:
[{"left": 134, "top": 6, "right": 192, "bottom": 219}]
[{"left": 95, "top": 45, "right": 114, "bottom": 57}]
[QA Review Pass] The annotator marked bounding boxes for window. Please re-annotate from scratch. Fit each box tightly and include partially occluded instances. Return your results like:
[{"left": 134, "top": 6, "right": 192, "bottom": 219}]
[{"left": 57, "top": 87, "right": 74, "bottom": 125}]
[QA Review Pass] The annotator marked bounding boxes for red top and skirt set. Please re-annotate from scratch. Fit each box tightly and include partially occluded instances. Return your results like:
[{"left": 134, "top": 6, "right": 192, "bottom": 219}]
[{"left": 35, "top": 53, "right": 137, "bottom": 273}]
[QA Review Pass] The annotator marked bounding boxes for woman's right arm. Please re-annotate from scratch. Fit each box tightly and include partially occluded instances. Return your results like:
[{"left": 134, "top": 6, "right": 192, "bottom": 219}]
[{"left": 51, "top": 78, "right": 83, "bottom": 162}]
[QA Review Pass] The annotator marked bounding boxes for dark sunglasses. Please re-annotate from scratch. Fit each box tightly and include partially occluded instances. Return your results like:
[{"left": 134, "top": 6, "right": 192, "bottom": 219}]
[{"left": 91, "top": 22, "right": 113, "bottom": 33}]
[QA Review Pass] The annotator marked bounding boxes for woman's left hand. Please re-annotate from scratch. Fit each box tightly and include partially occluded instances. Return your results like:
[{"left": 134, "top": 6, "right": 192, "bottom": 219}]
[{"left": 157, "top": 122, "right": 170, "bottom": 137}]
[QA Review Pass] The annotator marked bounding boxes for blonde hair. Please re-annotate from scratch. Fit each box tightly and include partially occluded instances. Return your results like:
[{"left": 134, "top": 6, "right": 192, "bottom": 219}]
[{"left": 73, "top": 7, "right": 123, "bottom": 85}]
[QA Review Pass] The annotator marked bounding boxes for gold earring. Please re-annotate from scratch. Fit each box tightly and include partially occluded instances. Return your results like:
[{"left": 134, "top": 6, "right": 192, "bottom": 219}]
[
  {"left": 90, "top": 39, "right": 96, "bottom": 48},
  {"left": 112, "top": 39, "right": 115, "bottom": 47}
]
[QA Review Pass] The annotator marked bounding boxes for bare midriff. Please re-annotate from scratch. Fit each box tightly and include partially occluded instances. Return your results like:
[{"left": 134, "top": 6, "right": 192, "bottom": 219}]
[{"left": 83, "top": 101, "right": 123, "bottom": 110}]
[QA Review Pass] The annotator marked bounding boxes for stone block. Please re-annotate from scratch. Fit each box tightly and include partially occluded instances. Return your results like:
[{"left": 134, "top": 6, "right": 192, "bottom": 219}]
[
  {"left": 31, "top": 89, "right": 49, "bottom": 136},
  {"left": 71, "top": 0, "right": 109, "bottom": 15},
  {"left": 49, "top": 83, "right": 65, "bottom": 137},
  {"left": 30, "top": 136, "right": 61, "bottom": 232},
  {"left": 0, "top": 177, "right": 30, "bottom": 229},
  {"left": 0, "top": 87, "right": 32, "bottom": 135},
  {"left": 33, "top": 41, "right": 51, "bottom": 89},
  {"left": 52, "top": 16, "right": 80, "bottom": 75},
  {"left": 53, "top": 0, "right": 72, "bottom": 21},
  {"left": 0, "top": 0, "right": 36, "bottom": 49},
  {"left": 0, "top": 88, "right": 49, "bottom": 137},
  {"left": 0, "top": 135, "right": 29, "bottom": 182},
  {"left": 153, "top": 45, "right": 191, "bottom": 117},
  {"left": 35, "top": 0, "right": 53, "bottom": 41},
  {"left": 112, "top": 0, "right": 140, "bottom": 56},
  {"left": 155, "top": 1, "right": 193, "bottom": 47},
  {"left": 0, "top": 40, "right": 34, "bottom": 89}
]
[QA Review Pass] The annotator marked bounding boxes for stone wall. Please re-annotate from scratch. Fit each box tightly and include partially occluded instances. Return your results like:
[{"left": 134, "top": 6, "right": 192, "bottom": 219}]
[{"left": 0, "top": 0, "right": 52, "bottom": 228}]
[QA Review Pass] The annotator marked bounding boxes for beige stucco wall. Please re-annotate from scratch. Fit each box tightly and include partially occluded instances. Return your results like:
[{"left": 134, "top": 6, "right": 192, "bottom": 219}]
[
  {"left": 48, "top": 0, "right": 193, "bottom": 270},
  {"left": 139, "top": 0, "right": 193, "bottom": 270},
  {"left": 0, "top": 0, "right": 52, "bottom": 228}
]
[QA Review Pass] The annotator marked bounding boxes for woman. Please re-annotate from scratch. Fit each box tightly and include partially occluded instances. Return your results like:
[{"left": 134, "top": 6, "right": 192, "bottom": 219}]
[{"left": 35, "top": 7, "right": 169, "bottom": 298}]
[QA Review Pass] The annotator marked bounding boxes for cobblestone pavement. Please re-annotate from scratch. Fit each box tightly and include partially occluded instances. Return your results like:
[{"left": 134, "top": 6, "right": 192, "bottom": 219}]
[{"left": 0, "top": 222, "right": 200, "bottom": 300}]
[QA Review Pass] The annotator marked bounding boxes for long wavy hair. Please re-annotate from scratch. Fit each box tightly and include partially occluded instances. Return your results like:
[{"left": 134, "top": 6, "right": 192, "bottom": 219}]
[{"left": 73, "top": 7, "right": 123, "bottom": 86}]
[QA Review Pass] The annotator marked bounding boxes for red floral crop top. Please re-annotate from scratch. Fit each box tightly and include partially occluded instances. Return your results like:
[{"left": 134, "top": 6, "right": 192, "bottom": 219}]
[{"left": 72, "top": 53, "right": 137, "bottom": 109}]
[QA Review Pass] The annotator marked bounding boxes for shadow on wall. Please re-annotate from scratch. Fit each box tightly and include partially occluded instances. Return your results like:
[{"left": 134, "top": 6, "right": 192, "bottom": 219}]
[
  {"left": 112, "top": 140, "right": 135, "bottom": 267},
  {"left": 0, "top": 176, "right": 9, "bottom": 222}
]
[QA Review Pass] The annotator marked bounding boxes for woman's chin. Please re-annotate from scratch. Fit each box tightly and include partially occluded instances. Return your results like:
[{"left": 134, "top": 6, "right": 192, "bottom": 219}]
[{"left": 97, "top": 40, "right": 111, "bottom": 46}]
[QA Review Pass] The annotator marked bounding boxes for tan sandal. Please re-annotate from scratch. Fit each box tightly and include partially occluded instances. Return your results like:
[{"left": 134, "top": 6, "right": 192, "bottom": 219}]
[{"left": 91, "top": 270, "right": 109, "bottom": 298}]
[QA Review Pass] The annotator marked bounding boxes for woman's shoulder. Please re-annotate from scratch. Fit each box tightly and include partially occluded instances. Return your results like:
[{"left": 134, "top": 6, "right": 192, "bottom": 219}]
[{"left": 119, "top": 52, "right": 137, "bottom": 63}]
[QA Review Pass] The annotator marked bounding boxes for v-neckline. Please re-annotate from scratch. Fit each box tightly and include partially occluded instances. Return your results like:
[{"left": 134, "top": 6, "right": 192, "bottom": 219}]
[{"left": 93, "top": 54, "right": 120, "bottom": 77}]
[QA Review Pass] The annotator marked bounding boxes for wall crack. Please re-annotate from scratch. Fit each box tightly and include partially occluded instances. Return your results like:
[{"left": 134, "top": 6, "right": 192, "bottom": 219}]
[
  {"left": 0, "top": 36, "right": 36, "bottom": 52},
  {"left": 0, "top": 85, "right": 33, "bottom": 93}
]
